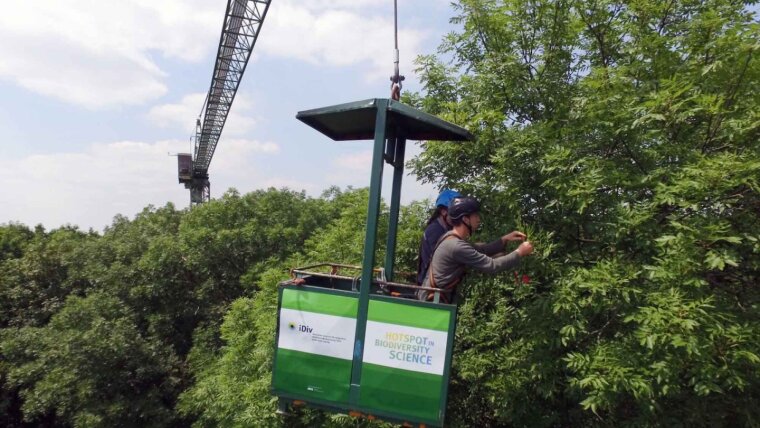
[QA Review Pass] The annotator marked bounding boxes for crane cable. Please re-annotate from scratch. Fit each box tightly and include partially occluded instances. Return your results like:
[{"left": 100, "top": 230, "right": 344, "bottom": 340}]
[{"left": 390, "top": 0, "right": 405, "bottom": 101}]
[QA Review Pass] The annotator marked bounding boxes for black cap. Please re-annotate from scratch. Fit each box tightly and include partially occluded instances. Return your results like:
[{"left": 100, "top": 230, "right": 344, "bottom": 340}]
[{"left": 448, "top": 197, "right": 481, "bottom": 220}]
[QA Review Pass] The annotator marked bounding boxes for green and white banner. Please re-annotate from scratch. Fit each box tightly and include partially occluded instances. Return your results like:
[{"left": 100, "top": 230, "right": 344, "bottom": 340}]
[
  {"left": 273, "top": 288, "right": 357, "bottom": 404},
  {"left": 273, "top": 289, "right": 455, "bottom": 426},
  {"left": 363, "top": 321, "right": 448, "bottom": 375},
  {"left": 278, "top": 308, "right": 355, "bottom": 359},
  {"left": 359, "top": 299, "right": 454, "bottom": 425}
]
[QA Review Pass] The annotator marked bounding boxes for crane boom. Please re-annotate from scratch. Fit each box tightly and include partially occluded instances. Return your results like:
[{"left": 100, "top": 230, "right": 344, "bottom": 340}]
[{"left": 180, "top": 0, "right": 272, "bottom": 204}]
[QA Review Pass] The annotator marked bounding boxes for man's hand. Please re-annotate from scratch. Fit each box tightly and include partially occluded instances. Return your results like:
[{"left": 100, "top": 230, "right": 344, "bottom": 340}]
[
  {"left": 502, "top": 231, "right": 527, "bottom": 243},
  {"left": 516, "top": 241, "right": 534, "bottom": 257}
]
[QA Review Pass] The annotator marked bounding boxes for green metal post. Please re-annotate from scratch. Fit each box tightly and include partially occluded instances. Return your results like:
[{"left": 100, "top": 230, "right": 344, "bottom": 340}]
[
  {"left": 383, "top": 137, "right": 406, "bottom": 281},
  {"left": 349, "top": 99, "right": 388, "bottom": 404}
]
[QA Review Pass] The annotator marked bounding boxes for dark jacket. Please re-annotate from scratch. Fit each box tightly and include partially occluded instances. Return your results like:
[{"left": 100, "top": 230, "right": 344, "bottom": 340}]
[{"left": 417, "top": 217, "right": 449, "bottom": 285}]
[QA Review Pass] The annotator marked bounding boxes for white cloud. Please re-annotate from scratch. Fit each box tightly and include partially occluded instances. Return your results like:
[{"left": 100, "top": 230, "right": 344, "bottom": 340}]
[
  {"left": 148, "top": 93, "right": 258, "bottom": 136},
  {"left": 213, "top": 139, "right": 280, "bottom": 171},
  {"left": 0, "top": 34, "right": 169, "bottom": 109},
  {"left": 0, "top": 0, "right": 434, "bottom": 108},
  {"left": 243, "top": 0, "right": 428, "bottom": 82},
  {"left": 260, "top": 178, "right": 322, "bottom": 194},
  {"left": 296, "top": 0, "right": 387, "bottom": 11},
  {"left": 0, "top": 137, "right": 280, "bottom": 231},
  {"left": 0, "top": 140, "right": 183, "bottom": 229},
  {"left": 323, "top": 144, "right": 437, "bottom": 205},
  {"left": 0, "top": 0, "right": 220, "bottom": 108},
  {"left": 0, "top": 0, "right": 454, "bottom": 233},
  {"left": 333, "top": 150, "right": 373, "bottom": 171},
  {"left": 0, "top": 135, "right": 439, "bottom": 231}
]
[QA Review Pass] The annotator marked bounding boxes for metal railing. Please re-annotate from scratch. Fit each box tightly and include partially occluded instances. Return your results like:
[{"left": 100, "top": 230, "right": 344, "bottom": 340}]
[{"left": 287, "top": 263, "right": 449, "bottom": 303}]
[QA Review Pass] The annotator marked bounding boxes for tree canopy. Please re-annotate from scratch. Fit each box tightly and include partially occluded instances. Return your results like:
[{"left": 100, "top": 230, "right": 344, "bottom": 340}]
[
  {"left": 407, "top": 0, "right": 759, "bottom": 425},
  {"left": 1, "top": 1, "right": 758, "bottom": 427}
]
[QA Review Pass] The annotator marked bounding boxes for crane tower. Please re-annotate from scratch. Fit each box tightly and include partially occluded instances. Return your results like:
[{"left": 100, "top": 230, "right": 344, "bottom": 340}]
[{"left": 178, "top": 0, "right": 272, "bottom": 204}]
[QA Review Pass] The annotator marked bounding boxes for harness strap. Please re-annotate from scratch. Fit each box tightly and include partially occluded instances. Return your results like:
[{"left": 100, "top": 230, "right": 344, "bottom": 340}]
[{"left": 427, "top": 231, "right": 463, "bottom": 303}]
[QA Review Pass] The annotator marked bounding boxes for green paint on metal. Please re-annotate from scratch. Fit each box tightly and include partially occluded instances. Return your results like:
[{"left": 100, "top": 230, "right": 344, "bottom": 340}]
[
  {"left": 368, "top": 300, "right": 450, "bottom": 331},
  {"left": 360, "top": 298, "right": 454, "bottom": 426},
  {"left": 279, "top": 97, "right": 472, "bottom": 426},
  {"left": 272, "top": 284, "right": 457, "bottom": 427},
  {"left": 295, "top": 98, "right": 473, "bottom": 142},
  {"left": 281, "top": 288, "right": 358, "bottom": 318},
  {"left": 350, "top": 99, "right": 389, "bottom": 404},
  {"left": 272, "top": 349, "right": 352, "bottom": 404},
  {"left": 359, "top": 362, "right": 443, "bottom": 424},
  {"left": 383, "top": 137, "right": 406, "bottom": 281}
]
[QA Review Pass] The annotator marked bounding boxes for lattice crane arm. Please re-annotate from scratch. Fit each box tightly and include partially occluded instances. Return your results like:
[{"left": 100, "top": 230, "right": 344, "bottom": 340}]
[{"left": 180, "top": 0, "right": 272, "bottom": 204}]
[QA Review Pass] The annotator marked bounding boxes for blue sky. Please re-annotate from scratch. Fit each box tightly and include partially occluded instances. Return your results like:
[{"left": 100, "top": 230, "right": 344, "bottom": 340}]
[{"left": 0, "top": 0, "right": 460, "bottom": 231}]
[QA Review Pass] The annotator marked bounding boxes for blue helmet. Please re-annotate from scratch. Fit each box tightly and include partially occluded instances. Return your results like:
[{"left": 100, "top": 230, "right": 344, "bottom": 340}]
[{"left": 435, "top": 189, "right": 462, "bottom": 208}]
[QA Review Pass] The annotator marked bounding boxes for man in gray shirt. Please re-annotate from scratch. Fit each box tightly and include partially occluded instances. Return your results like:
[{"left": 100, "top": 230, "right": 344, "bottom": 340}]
[{"left": 418, "top": 197, "right": 534, "bottom": 303}]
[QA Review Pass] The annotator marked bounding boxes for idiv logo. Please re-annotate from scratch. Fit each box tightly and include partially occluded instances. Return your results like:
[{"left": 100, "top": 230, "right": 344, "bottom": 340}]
[{"left": 288, "top": 322, "right": 313, "bottom": 333}]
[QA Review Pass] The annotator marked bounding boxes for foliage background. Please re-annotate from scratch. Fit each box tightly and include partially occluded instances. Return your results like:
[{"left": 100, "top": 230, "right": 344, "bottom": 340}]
[{"left": 1, "top": 0, "right": 759, "bottom": 427}]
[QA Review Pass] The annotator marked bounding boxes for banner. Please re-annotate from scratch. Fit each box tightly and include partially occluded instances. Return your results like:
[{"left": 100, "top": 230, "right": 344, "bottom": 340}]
[
  {"left": 278, "top": 308, "right": 355, "bottom": 359},
  {"left": 363, "top": 321, "right": 448, "bottom": 375},
  {"left": 359, "top": 299, "right": 453, "bottom": 424},
  {"left": 273, "top": 289, "right": 455, "bottom": 426},
  {"left": 273, "top": 289, "right": 357, "bottom": 403}
]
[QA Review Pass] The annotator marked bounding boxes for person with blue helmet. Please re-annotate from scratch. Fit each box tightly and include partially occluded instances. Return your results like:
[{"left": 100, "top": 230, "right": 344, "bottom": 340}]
[
  {"left": 416, "top": 189, "right": 462, "bottom": 285},
  {"left": 418, "top": 196, "right": 534, "bottom": 303}
]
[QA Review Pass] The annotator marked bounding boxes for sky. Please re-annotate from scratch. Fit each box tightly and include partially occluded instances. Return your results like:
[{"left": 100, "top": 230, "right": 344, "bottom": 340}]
[{"left": 0, "top": 0, "right": 461, "bottom": 231}]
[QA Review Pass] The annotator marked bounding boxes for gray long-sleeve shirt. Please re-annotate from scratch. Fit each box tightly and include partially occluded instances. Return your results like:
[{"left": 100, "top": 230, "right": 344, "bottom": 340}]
[{"left": 419, "top": 231, "right": 521, "bottom": 302}]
